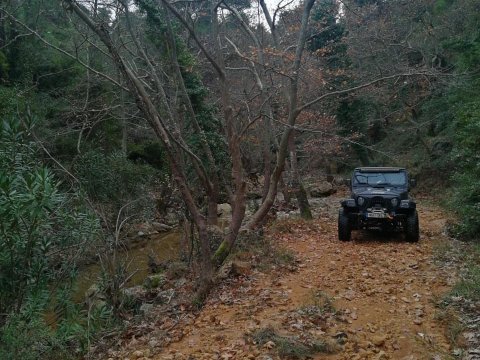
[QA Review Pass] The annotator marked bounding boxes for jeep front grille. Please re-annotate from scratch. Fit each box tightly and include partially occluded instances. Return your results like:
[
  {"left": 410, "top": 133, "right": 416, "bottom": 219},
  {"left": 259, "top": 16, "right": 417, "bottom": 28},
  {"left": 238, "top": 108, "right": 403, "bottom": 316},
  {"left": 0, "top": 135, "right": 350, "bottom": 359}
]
[{"left": 369, "top": 196, "right": 386, "bottom": 208}]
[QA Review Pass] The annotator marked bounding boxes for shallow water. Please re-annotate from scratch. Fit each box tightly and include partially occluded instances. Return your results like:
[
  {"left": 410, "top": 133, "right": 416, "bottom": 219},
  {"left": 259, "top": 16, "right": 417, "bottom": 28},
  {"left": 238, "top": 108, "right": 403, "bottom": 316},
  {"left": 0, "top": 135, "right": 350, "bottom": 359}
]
[{"left": 73, "top": 231, "right": 182, "bottom": 302}]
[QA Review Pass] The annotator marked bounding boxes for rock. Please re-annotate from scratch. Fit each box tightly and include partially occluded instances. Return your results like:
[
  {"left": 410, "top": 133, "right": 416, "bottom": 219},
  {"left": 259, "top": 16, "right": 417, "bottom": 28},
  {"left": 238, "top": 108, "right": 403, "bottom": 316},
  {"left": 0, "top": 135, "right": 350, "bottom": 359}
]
[
  {"left": 310, "top": 181, "right": 336, "bottom": 198},
  {"left": 344, "top": 290, "right": 356, "bottom": 300},
  {"left": 217, "top": 261, "right": 234, "bottom": 280},
  {"left": 85, "top": 284, "right": 100, "bottom": 299},
  {"left": 132, "top": 350, "right": 144, "bottom": 359},
  {"left": 261, "top": 356, "right": 274, "bottom": 360},
  {"left": 139, "top": 303, "right": 154, "bottom": 316},
  {"left": 144, "top": 274, "right": 166, "bottom": 289},
  {"left": 413, "top": 318, "right": 423, "bottom": 325},
  {"left": 452, "top": 349, "right": 462, "bottom": 356},
  {"left": 157, "top": 289, "right": 175, "bottom": 303},
  {"left": 264, "top": 340, "right": 276, "bottom": 349},
  {"left": 217, "top": 260, "right": 252, "bottom": 279},
  {"left": 207, "top": 225, "right": 224, "bottom": 236},
  {"left": 334, "top": 331, "right": 348, "bottom": 345},
  {"left": 375, "top": 350, "right": 388, "bottom": 360},
  {"left": 372, "top": 335, "right": 387, "bottom": 347},
  {"left": 92, "top": 299, "right": 106, "bottom": 310},
  {"left": 148, "top": 339, "right": 160, "bottom": 348},
  {"left": 415, "top": 309, "right": 424, "bottom": 317},
  {"left": 217, "top": 203, "right": 232, "bottom": 217},
  {"left": 152, "top": 222, "right": 173, "bottom": 232},
  {"left": 276, "top": 192, "right": 285, "bottom": 201},
  {"left": 122, "top": 285, "right": 147, "bottom": 302},
  {"left": 231, "top": 261, "right": 252, "bottom": 276},
  {"left": 359, "top": 340, "right": 371, "bottom": 350},
  {"left": 164, "top": 211, "right": 179, "bottom": 226}
]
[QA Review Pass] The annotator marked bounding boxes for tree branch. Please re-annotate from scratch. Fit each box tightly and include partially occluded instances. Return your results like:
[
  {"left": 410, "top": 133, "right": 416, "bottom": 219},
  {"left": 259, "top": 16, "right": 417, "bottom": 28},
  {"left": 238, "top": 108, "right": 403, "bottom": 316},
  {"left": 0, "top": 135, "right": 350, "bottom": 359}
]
[
  {"left": 3, "top": 8, "right": 128, "bottom": 91},
  {"left": 297, "top": 72, "right": 432, "bottom": 113},
  {"left": 158, "top": 0, "right": 225, "bottom": 79}
]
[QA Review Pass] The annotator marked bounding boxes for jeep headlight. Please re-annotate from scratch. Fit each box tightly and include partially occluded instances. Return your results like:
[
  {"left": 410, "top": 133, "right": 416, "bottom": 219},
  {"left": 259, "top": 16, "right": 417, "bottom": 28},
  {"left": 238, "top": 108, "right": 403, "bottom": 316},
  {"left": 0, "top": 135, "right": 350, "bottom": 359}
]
[
  {"left": 346, "top": 199, "right": 356, "bottom": 207},
  {"left": 357, "top": 196, "right": 365, "bottom": 206},
  {"left": 391, "top": 198, "right": 399, "bottom": 207}
]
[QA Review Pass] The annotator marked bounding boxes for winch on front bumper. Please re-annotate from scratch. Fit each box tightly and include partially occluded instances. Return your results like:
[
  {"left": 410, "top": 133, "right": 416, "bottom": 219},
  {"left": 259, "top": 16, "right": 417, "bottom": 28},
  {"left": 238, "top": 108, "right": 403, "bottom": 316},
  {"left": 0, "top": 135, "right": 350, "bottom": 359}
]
[{"left": 340, "top": 198, "right": 415, "bottom": 230}]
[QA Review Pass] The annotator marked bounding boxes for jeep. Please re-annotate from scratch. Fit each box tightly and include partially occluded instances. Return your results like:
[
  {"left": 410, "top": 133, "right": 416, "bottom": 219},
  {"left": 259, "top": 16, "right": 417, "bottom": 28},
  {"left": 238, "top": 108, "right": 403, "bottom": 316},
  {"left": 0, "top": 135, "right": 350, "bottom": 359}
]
[{"left": 338, "top": 167, "right": 419, "bottom": 242}]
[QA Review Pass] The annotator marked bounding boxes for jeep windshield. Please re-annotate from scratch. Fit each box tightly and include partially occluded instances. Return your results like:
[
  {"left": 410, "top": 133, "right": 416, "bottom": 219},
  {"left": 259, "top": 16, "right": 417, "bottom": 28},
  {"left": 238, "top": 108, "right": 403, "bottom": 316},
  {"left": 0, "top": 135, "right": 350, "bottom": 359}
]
[{"left": 353, "top": 172, "right": 407, "bottom": 187}]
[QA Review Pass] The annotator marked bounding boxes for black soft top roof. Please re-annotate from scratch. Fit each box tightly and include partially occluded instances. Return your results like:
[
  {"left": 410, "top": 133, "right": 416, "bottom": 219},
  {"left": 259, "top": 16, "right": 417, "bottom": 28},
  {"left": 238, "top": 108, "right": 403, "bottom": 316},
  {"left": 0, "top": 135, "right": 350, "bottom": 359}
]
[{"left": 354, "top": 167, "right": 406, "bottom": 173}]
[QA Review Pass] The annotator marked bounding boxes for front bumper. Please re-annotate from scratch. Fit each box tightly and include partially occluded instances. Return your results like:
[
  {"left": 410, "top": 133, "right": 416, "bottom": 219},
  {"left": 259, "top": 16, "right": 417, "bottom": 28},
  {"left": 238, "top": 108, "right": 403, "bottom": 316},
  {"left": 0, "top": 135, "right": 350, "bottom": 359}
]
[{"left": 347, "top": 210, "right": 408, "bottom": 230}]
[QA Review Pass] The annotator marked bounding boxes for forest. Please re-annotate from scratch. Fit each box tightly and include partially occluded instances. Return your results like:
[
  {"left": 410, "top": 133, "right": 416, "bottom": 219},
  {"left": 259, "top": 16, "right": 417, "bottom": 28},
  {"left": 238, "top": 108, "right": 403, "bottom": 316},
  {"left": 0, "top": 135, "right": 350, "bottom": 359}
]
[{"left": 0, "top": 0, "right": 479, "bottom": 359}]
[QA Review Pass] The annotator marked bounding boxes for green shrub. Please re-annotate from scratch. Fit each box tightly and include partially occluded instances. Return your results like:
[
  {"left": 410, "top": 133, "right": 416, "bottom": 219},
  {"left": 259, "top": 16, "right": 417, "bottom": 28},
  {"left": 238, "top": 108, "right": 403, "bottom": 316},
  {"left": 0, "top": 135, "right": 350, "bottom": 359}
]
[
  {"left": 0, "top": 313, "right": 71, "bottom": 360},
  {"left": 0, "top": 118, "right": 99, "bottom": 358},
  {"left": 449, "top": 81, "right": 480, "bottom": 240},
  {"left": 74, "top": 149, "right": 158, "bottom": 207}
]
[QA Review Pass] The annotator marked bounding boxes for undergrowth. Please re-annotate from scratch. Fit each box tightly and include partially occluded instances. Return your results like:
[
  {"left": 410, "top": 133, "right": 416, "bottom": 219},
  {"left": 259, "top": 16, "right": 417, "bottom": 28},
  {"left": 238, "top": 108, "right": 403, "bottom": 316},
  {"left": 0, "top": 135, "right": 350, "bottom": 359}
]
[
  {"left": 435, "top": 239, "right": 480, "bottom": 351},
  {"left": 450, "top": 243, "right": 480, "bottom": 302},
  {"left": 232, "top": 229, "right": 298, "bottom": 271},
  {"left": 249, "top": 326, "right": 337, "bottom": 359},
  {"left": 452, "top": 267, "right": 480, "bottom": 302},
  {"left": 299, "top": 290, "right": 336, "bottom": 317}
]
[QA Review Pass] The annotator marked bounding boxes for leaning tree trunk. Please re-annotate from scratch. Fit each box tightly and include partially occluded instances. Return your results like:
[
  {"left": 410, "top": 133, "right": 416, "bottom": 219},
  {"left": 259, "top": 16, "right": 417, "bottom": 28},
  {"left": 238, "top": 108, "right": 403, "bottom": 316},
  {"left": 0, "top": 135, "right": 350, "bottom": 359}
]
[
  {"left": 65, "top": 0, "right": 214, "bottom": 289},
  {"left": 164, "top": 9, "right": 220, "bottom": 226}
]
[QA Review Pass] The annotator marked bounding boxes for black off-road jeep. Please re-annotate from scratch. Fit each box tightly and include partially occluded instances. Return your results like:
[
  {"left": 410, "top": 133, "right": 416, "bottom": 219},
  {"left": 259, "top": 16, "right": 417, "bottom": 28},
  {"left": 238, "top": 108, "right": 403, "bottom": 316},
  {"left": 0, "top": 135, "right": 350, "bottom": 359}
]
[{"left": 338, "top": 167, "right": 419, "bottom": 242}]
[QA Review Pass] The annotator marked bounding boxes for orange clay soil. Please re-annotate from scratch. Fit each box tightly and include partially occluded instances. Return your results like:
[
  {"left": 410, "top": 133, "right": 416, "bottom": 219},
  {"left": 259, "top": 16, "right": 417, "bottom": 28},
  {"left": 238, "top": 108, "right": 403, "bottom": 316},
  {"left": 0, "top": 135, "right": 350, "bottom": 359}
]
[{"left": 117, "top": 197, "right": 457, "bottom": 360}]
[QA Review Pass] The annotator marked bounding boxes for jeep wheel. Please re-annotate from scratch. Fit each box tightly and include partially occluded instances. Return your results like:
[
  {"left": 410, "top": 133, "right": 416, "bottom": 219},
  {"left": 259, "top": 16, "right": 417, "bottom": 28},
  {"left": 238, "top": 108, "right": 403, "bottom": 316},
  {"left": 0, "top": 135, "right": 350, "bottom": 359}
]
[
  {"left": 338, "top": 209, "right": 352, "bottom": 241},
  {"left": 405, "top": 210, "right": 420, "bottom": 242}
]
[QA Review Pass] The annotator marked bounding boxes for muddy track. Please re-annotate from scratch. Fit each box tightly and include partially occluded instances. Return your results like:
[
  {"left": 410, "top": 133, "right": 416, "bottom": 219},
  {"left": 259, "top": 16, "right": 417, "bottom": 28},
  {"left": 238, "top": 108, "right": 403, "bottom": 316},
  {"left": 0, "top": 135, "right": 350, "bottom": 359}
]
[{"left": 122, "top": 196, "right": 456, "bottom": 360}]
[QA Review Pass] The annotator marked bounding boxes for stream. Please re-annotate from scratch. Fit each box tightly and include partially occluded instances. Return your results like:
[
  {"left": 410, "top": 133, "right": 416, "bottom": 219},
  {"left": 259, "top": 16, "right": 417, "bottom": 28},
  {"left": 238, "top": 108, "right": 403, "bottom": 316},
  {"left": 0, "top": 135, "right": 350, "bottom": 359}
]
[
  {"left": 74, "top": 231, "right": 182, "bottom": 302},
  {"left": 45, "top": 231, "right": 182, "bottom": 327}
]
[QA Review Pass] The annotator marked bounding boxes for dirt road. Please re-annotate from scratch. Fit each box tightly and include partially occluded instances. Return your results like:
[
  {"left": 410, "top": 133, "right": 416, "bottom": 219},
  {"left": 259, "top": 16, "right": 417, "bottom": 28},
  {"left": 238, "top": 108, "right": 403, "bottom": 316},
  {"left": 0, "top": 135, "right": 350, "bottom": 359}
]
[{"left": 126, "top": 197, "right": 457, "bottom": 360}]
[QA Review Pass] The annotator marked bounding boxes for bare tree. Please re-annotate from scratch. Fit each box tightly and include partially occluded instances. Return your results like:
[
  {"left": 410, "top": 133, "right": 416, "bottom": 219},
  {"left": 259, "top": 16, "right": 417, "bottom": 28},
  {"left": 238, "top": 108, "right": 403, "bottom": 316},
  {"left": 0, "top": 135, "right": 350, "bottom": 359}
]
[{"left": 2, "top": 0, "right": 435, "bottom": 298}]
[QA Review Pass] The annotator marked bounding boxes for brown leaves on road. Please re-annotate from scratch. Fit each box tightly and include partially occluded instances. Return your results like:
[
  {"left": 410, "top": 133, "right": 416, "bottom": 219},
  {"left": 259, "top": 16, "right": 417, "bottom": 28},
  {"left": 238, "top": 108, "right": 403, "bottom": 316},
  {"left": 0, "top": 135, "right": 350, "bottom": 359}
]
[{"left": 120, "top": 198, "right": 457, "bottom": 360}]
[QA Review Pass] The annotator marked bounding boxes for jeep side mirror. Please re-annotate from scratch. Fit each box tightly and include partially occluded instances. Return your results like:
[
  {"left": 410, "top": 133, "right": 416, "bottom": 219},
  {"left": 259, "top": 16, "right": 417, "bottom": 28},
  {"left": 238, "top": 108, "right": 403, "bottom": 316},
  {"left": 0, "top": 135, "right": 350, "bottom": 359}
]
[{"left": 409, "top": 178, "right": 417, "bottom": 188}]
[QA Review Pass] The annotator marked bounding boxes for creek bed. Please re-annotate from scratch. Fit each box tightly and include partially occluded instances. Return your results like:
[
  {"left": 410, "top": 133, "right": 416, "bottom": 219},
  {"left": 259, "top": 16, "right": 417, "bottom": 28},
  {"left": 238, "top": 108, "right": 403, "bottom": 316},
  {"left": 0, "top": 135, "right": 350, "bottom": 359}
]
[{"left": 74, "top": 231, "right": 182, "bottom": 302}]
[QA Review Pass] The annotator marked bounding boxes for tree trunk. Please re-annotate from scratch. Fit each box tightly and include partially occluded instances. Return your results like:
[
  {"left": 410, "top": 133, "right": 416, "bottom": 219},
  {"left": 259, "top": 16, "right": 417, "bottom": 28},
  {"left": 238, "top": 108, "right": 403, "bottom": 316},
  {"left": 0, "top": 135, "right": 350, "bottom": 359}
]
[
  {"left": 207, "top": 184, "right": 219, "bottom": 226},
  {"left": 211, "top": 4, "right": 246, "bottom": 266},
  {"left": 66, "top": 1, "right": 214, "bottom": 288},
  {"left": 280, "top": 175, "right": 291, "bottom": 204},
  {"left": 164, "top": 9, "right": 220, "bottom": 225},
  {"left": 246, "top": 0, "right": 316, "bottom": 229},
  {"left": 289, "top": 132, "right": 312, "bottom": 220},
  {"left": 0, "top": 10, "right": 5, "bottom": 50},
  {"left": 261, "top": 111, "right": 276, "bottom": 202}
]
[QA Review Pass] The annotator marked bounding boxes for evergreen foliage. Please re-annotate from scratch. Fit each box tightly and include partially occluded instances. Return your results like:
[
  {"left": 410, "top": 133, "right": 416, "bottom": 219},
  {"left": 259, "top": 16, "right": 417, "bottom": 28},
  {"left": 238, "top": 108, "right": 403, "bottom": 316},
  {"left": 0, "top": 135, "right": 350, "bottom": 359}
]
[{"left": 0, "top": 118, "right": 100, "bottom": 358}]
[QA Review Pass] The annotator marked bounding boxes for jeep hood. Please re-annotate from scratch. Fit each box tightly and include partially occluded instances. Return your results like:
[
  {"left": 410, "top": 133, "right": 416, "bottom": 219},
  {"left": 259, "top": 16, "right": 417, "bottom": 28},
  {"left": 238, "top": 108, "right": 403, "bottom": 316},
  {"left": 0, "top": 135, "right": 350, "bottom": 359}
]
[{"left": 352, "top": 187, "right": 408, "bottom": 199}]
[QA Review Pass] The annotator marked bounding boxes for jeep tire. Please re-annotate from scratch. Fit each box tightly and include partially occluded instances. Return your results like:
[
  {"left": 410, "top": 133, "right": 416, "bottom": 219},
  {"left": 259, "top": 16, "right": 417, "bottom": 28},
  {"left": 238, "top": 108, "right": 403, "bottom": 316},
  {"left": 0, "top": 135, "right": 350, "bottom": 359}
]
[
  {"left": 338, "top": 209, "right": 352, "bottom": 241},
  {"left": 405, "top": 210, "right": 420, "bottom": 242}
]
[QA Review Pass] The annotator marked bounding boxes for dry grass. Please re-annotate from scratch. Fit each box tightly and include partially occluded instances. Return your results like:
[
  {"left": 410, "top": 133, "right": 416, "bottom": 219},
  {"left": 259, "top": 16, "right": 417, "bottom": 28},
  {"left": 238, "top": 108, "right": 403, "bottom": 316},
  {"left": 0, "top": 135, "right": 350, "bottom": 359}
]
[{"left": 249, "top": 326, "right": 338, "bottom": 359}]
